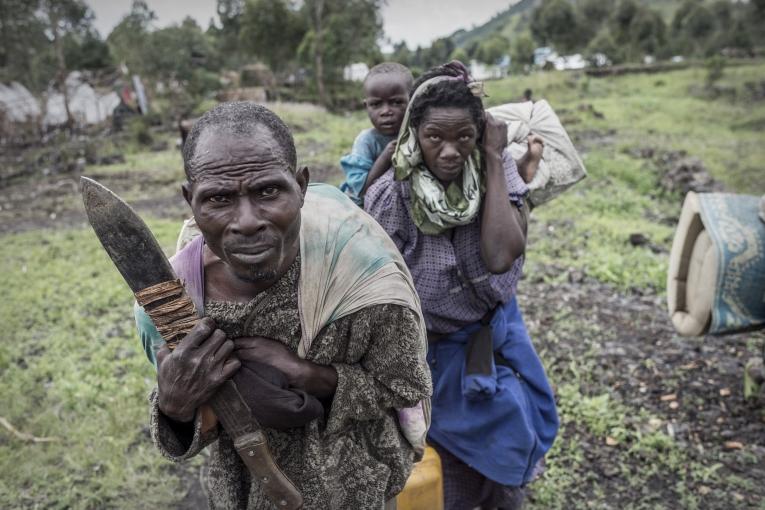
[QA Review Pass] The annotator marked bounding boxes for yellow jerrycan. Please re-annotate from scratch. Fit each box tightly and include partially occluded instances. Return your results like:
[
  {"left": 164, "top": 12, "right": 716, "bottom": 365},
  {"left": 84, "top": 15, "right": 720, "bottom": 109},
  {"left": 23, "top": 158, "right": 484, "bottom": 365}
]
[{"left": 396, "top": 446, "right": 443, "bottom": 510}]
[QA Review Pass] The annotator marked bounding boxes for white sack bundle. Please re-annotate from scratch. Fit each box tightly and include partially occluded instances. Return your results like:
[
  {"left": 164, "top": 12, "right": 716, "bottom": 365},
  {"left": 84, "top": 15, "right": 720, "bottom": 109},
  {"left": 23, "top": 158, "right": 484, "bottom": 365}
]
[{"left": 488, "top": 100, "right": 586, "bottom": 207}]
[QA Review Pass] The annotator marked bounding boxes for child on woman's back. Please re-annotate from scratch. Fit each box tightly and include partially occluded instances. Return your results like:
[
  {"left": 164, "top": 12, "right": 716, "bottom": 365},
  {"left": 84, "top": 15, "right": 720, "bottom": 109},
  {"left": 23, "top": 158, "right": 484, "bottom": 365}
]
[{"left": 340, "top": 62, "right": 413, "bottom": 205}]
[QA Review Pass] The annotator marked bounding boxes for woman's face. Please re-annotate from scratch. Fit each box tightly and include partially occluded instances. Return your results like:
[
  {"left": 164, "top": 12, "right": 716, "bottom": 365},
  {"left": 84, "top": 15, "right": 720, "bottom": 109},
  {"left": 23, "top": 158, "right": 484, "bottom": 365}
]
[{"left": 416, "top": 106, "right": 478, "bottom": 185}]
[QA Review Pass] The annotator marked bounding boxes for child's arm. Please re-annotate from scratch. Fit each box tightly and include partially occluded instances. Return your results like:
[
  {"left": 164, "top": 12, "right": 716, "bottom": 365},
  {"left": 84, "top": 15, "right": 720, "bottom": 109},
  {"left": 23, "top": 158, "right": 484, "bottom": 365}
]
[
  {"left": 516, "top": 134, "right": 544, "bottom": 183},
  {"left": 340, "top": 131, "right": 379, "bottom": 204},
  {"left": 361, "top": 140, "right": 396, "bottom": 195}
]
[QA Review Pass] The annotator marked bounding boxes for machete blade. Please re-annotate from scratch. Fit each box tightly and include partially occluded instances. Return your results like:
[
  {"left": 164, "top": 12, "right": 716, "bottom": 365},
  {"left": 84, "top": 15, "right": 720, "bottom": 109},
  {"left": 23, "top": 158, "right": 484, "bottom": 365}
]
[{"left": 81, "top": 176, "right": 176, "bottom": 292}]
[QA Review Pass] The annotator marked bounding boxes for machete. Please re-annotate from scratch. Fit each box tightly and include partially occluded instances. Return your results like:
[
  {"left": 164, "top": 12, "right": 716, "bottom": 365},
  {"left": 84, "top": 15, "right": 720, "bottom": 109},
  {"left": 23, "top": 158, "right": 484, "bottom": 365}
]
[{"left": 80, "top": 176, "right": 303, "bottom": 509}]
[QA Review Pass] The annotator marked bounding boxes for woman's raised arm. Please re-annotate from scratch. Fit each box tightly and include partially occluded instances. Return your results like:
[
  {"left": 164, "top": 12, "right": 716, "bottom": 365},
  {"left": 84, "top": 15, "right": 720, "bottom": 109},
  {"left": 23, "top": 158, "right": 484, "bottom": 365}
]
[{"left": 480, "top": 113, "right": 526, "bottom": 274}]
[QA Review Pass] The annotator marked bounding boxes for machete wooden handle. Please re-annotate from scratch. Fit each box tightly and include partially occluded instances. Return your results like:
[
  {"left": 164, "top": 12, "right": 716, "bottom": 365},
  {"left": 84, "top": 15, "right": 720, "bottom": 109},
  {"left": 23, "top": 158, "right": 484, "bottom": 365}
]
[
  {"left": 211, "top": 381, "right": 304, "bottom": 509},
  {"left": 234, "top": 430, "right": 304, "bottom": 509}
]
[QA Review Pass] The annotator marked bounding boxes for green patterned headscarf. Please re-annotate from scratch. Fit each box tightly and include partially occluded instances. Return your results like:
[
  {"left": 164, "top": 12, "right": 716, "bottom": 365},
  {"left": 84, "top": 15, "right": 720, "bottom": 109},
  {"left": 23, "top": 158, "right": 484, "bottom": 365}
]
[{"left": 393, "top": 63, "right": 486, "bottom": 235}]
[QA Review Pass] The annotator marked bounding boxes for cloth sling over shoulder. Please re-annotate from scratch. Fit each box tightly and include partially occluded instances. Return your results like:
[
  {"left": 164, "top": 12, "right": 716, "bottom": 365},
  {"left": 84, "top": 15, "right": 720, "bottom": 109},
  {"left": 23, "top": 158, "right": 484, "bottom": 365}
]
[{"left": 142, "top": 183, "right": 432, "bottom": 457}]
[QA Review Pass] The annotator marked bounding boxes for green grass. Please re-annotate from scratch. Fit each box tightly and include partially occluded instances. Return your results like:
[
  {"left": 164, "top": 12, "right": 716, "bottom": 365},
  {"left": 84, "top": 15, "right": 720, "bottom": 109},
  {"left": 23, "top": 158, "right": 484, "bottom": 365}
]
[
  {"left": 271, "top": 102, "right": 369, "bottom": 183},
  {"left": 487, "top": 62, "right": 765, "bottom": 292},
  {"left": 0, "top": 221, "right": 193, "bottom": 508},
  {"left": 526, "top": 150, "right": 676, "bottom": 291},
  {"left": 87, "top": 150, "right": 182, "bottom": 178},
  {"left": 485, "top": 62, "right": 765, "bottom": 194},
  {"left": 530, "top": 382, "right": 690, "bottom": 509}
]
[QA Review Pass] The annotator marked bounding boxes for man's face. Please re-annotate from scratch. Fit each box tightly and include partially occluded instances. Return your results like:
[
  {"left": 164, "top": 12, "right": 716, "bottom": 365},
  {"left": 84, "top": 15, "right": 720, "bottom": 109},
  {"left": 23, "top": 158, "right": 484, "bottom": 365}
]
[
  {"left": 363, "top": 74, "right": 410, "bottom": 136},
  {"left": 184, "top": 127, "right": 307, "bottom": 283}
]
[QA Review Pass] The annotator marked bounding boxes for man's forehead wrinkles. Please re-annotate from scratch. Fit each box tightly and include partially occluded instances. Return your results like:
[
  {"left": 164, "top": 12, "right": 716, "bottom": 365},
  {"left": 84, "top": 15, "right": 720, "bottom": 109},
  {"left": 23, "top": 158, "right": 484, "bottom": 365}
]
[
  {"left": 189, "top": 134, "right": 295, "bottom": 180},
  {"left": 197, "top": 158, "right": 281, "bottom": 172},
  {"left": 193, "top": 165, "right": 292, "bottom": 183},
  {"left": 194, "top": 168, "right": 291, "bottom": 189},
  {"left": 192, "top": 145, "right": 291, "bottom": 171}
]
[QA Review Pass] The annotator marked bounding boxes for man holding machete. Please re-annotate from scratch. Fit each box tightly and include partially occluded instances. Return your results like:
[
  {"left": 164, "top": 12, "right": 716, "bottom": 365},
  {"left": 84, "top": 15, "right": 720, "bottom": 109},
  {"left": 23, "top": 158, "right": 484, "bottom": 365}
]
[{"left": 134, "top": 102, "right": 432, "bottom": 509}]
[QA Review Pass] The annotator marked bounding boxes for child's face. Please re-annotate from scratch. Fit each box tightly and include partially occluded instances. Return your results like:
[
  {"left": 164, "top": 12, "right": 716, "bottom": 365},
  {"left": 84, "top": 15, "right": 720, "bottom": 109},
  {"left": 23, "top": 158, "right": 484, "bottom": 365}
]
[{"left": 363, "top": 74, "right": 409, "bottom": 136}]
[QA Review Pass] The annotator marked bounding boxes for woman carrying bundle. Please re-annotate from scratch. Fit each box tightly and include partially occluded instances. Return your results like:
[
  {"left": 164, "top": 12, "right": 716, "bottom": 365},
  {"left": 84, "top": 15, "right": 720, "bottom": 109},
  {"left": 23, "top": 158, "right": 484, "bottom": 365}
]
[{"left": 364, "top": 61, "right": 559, "bottom": 510}]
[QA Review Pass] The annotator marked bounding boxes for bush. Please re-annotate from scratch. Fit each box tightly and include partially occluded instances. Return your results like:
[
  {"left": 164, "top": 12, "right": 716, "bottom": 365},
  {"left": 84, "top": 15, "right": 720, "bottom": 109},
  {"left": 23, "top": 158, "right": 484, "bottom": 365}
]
[
  {"left": 705, "top": 56, "right": 726, "bottom": 87},
  {"left": 127, "top": 116, "right": 153, "bottom": 147},
  {"left": 274, "top": 80, "right": 364, "bottom": 112}
]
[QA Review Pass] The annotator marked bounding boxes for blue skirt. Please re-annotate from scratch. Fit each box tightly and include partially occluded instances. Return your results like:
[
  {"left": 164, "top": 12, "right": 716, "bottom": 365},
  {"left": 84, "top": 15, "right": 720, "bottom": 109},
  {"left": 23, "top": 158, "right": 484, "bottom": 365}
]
[{"left": 426, "top": 296, "right": 559, "bottom": 486}]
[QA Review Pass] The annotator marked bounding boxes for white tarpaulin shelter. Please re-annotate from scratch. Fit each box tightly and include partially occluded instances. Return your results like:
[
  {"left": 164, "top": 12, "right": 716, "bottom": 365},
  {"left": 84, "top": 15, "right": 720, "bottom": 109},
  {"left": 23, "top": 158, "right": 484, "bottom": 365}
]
[
  {"left": 43, "top": 71, "right": 120, "bottom": 127},
  {"left": 0, "top": 82, "right": 41, "bottom": 122},
  {"left": 343, "top": 62, "right": 370, "bottom": 82}
]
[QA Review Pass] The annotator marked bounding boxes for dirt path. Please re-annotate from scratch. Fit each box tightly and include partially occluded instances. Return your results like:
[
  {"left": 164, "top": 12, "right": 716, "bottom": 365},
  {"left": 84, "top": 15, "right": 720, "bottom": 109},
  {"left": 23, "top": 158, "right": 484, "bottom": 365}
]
[
  {"left": 0, "top": 165, "right": 190, "bottom": 235},
  {"left": 521, "top": 274, "right": 765, "bottom": 508}
]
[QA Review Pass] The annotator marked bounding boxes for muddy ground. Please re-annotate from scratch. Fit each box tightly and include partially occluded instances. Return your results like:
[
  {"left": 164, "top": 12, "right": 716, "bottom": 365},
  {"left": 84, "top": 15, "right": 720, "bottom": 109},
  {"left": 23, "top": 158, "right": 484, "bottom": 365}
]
[
  {"left": 0, "top": 140, "right": 185, "bottom": 234},
  {"left": 522, "top": 270, "right": 765, "bottom": 508}
]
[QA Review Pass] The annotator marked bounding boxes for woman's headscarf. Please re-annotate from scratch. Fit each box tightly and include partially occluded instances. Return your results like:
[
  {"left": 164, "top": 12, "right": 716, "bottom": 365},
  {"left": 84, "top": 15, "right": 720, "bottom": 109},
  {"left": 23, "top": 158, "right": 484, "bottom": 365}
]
[{"left": 392, "top": 61, "right": 486, "bottom": 236}]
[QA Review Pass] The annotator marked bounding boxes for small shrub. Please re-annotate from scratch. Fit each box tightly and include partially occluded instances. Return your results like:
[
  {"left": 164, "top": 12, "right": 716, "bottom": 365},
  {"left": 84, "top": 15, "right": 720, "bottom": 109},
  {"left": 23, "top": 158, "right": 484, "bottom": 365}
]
[
  {"left": 127, "top": 117, "right": 153, "bottom": 147},
  {"left": 705, "top": 56, "right": 726, "bottom": 88}
]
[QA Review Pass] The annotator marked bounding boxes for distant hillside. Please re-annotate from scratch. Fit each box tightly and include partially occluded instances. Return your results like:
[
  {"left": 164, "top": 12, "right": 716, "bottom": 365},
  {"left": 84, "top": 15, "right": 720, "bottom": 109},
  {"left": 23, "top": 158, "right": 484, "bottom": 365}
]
[
  {"left": 450, "top": 0, "right": 688, "bottom": 49},
  {"left": 450, "top": 0, "right": 539, "bottom": 49}
]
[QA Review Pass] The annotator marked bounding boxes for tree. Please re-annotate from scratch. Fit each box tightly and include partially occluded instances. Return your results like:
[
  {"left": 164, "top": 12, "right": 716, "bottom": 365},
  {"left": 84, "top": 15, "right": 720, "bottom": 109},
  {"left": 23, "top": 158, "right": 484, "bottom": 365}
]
[
  {"left": 671, "top": 0, "right": 716, "bottom": 56},
  {"left": 299, "top": 0, "right": 383, "bottom": 107},
  {"left": 465, "top": 40, "right": 482, "bottom": 61},
  {"left": 511, "top": 33, "right": 536, "bottom": 72},
  {"left": 239, "top": 0, "right": 305, "bottom": 73},
  {"left": 476, "top": 35, "right": 509, "bottom": 65},
  {"left": 578, "top": 0, "right": 610, "bottom": 27},
  {"left": 0, "top": 0, "right": 107, "bottom": 98},
  {"left": 751, "top": 0, "right": 765, "bottom": 45},
  {"left": 710, "top": 0, "right": 732, "bottom": 29},
  {"left": 724, "top": 16, "right": 753, "bottom": 56},
  {"left": 218, "top": 0, "right": 245, "bottom": 27},
  {"left": 530, "top": 0, "right": 581, "bottom": 53},
  {"left": 424, "top": 37, "right": 456, "bottom": 68},
  {"left": 611, "top": 0, "right": 638, "bottom": 44},
  {"left": 0, "top": 0, "right": 52, "bottom": 91},
  {"left": 106, "top": 1, "right": 156, "bottom": 74},
  {"left": 390, "top": 41, "right": 412, "bottom": 68},
  {"left": 704, "top": 0, "right": 749, "bottom": 55},
  {"left": 108, "top": 9, "right": 222, "bottom": 115},
  {"left": 143, "top": 17, "right": 221, "bottom": 96},
  {"left": 39, "top": 0, "right": 95, "bottom": 131},
  {"left": 586, "top": 28, "right": 623, "bottom": 64},
  {"left": 684, "top": 4, "right": 715, "bottom": 41},
  {"left": 450, "top": 47, "right": 469, "bottom": 65},
  {"left": 412, "top": 46, "right": 425, "bottom": 69},
  {"left": 629, "top": 8, "right": 666, "bottom": 58},
  {"left": 214, "top": 0, "right": 245, "bottom": 66},
  {"left": 64, "top": 29, "right": 111, "bottom": 70},
  {"left": 302, "top": 0, "right": 328, "bottom": 105},
  {"left": 670, "top": 0, "right": 692, "bottom": 40},
  {"left": 603, "top": 1, "right": 667, "bottom": 62},
  {"left": 576, "top": 0, "right": 611, "bottom": 45}
]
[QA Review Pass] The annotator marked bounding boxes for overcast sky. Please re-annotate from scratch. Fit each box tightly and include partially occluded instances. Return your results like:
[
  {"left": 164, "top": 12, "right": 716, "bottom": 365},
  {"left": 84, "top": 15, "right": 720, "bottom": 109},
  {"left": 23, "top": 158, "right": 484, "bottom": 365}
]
[{"left": 87, "top": 0, "right": 517, "bottom": 50}]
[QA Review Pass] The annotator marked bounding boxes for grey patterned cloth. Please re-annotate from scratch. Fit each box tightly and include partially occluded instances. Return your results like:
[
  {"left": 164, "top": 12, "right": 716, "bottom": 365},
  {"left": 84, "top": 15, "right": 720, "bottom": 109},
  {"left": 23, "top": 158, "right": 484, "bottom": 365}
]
[
  {"left": 364, "top": 150, "right": 528, "bottom": 334},
  {"left": 149, "top": 257, "right": 431, "bottom": 509}
]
